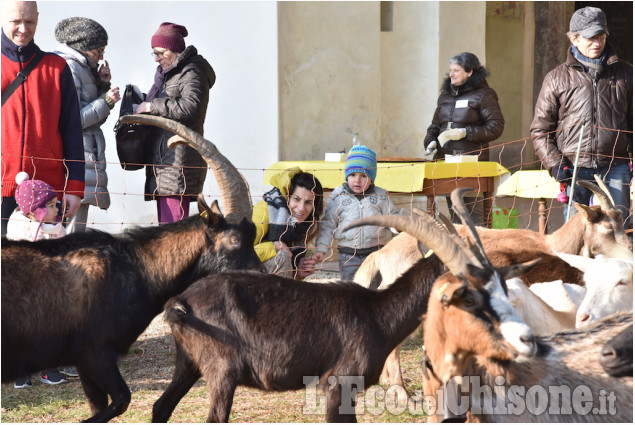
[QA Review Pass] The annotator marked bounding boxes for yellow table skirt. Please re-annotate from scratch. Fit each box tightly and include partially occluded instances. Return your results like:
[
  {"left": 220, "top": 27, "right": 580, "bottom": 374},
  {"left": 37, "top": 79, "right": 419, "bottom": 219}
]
[{"left": 264, "top": 160, "right": 509, "bottom": 192}]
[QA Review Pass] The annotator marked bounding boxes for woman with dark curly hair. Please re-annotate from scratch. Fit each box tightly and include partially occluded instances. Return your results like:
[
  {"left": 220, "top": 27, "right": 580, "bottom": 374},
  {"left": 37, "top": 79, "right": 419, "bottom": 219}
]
[{"left": 252, "top": 168, "right": 324, "bottom": 280}]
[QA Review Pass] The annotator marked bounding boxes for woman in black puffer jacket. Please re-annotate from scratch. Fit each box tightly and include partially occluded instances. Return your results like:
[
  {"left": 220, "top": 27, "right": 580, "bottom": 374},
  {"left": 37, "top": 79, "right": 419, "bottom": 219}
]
[
  {"left": 423, "top": 52, "right": 504, "bottom": 224},
  {"left": 135, "top": 22, "right": 216, "bottom": 224},
  {"left": 424, "top": 52, "right": 504, "bottom": 160}
]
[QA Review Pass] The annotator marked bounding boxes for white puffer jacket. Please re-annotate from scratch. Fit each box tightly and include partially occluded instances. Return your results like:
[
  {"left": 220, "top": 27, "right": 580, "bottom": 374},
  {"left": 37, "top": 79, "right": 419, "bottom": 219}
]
[
  {"left": 54, "top": 43, "right": 111, "bottom": 209},
  {"left": 315, "top": 184, "right": 400, "bottom": 253}
]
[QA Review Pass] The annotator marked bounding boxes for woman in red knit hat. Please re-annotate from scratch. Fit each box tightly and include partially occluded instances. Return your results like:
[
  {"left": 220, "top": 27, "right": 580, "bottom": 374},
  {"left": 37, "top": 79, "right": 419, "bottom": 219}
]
[{"left": 135, "top": 22, "right": 216, "bottom": 224}]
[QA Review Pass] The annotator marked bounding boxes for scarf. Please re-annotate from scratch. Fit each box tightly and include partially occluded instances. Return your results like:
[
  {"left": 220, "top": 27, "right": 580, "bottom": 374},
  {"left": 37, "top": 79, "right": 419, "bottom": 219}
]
[
  {"left": 572, "top": 46, "right": 607, "bottom": 80},
  {"left": 263, "top": 186, "right": 311, "bottom": 246}
]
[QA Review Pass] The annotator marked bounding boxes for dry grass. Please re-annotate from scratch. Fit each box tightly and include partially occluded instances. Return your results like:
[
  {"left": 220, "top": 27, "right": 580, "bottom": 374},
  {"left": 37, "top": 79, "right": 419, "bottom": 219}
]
[{"left": 1, "top": 315, "right": 429, "bottom": 423}]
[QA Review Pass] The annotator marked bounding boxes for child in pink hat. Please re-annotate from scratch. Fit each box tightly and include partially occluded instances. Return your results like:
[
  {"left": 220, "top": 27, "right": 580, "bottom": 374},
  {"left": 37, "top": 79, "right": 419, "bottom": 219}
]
[
  {"left": 6, "top": 172, "right": 66, "bottom": 242},
  {"left": 6, "top": 172, "right": 71, "bottom": 387}
]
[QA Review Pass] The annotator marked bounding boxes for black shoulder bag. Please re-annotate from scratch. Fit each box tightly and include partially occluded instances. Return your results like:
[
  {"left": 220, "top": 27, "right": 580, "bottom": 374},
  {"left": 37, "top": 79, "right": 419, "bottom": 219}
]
[
  {"left": 113, "top": 84, "right": 148, "bottom": 170},
  {"left": 1, "top": 51, "right": 45, "bottom": 107}
]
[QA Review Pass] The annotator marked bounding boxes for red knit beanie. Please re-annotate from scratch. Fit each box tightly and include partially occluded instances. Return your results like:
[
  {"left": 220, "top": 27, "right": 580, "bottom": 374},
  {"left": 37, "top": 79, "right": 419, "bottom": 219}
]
[{"left": 151, "top": 22, "right": 188, "bottom": 53}]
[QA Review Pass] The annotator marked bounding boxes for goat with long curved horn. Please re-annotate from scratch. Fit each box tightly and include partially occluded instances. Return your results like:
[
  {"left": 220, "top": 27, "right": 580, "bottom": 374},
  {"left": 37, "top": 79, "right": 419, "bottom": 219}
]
[{"left": 120, "top": 114, "right": 252, "bottom": 222}]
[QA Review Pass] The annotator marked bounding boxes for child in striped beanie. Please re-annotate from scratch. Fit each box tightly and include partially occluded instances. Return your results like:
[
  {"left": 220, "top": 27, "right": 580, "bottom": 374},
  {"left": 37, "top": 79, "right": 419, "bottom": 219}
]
[{"left": 313, "top": 145, "right": 400, "bottom": 280}]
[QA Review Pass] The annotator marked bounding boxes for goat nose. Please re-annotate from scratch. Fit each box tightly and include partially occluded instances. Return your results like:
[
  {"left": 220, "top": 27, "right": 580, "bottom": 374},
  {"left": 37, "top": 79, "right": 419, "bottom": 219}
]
[
  {"left": 519, "top": 332, "right": 537, "bottom": 358},
  {"left": 601, "top": 345, "right": 617, "bottom": 360},
  {"left": 577, "top": 313, "right": 591, "bottom": 327},
  {"left": 520, "top": 333, "right": 536, "bottom": 346}
]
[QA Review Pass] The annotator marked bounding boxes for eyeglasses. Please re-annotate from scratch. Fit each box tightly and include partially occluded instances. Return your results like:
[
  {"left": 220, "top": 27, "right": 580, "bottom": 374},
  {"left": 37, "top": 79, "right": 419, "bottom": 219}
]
[
  {"left": 94, "top": 48, "right": 105, "bottom": 56},
  {"left": 151, "top": 50, "right": 167, "bottom": 58}
]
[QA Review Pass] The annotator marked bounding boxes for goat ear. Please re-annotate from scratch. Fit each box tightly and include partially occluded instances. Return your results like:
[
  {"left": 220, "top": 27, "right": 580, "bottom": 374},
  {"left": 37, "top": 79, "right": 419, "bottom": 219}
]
[
  {"left": 197, "top": 193, "right": 210, "bottom": 218},
  {"left": 497, "top": 258, "right": 542, "bottom": 280},
  {"left": 197, "top": 194, "right": 223, "bottom": 227},
  {"left": 206, "top": 202, "right": 223, "bottom": 227},
  {"left": 575, "top": 203, "right": 601, "bottom": 222},
  {"left": 210, "top": 200, "right": 222, "bottom": 216},
  {"left": 439, "top": 283, "right": 467, "bottom": 307}
]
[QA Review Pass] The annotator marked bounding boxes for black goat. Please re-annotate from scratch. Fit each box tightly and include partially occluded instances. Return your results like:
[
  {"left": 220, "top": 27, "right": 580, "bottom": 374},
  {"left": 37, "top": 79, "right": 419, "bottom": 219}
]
[
  {"left": 154, "top": 255, "right": 444, "bottom": 423},
  {"left": 1, "top": 115, "right": 262, "bottom": 423},
  {"left": 151, "top": 191, "right": 538, "bottom": 422},
  {"left": 600, "top": 324, "right": 633, "bottom": 377}
]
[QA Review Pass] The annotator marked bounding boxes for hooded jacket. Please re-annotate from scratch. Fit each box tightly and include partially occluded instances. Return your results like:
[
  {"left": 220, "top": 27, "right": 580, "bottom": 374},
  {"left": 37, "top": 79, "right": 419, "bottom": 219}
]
[
  {"left": 1, "top": 32, "right": 85, "bottom": 199},
  {"left": 144, "top": 45, "right": 216, "bottom": 200},
  {"left": 531, "top": 44, "right": 632, "bottom": 174},
  {"left": 424, "top": 66, "right": 504, "bottom": 161},
  {"left": 54, "top": 43, "right": 111, "bottom": 209}
]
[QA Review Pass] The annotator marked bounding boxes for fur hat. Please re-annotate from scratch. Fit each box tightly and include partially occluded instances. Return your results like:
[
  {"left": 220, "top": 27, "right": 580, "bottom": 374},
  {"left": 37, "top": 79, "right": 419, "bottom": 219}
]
[
  {"left": 55, "top": 17, "right": 108, "bottom": 52},
  {"left": 151, "top": 22, "right": 188, "bottom": 53},
  {"left": 14, "top": 172, "right": 58, "bottom": 222},
  {"left": 345, "top": 145, "right": 377, "bottom": 183}
]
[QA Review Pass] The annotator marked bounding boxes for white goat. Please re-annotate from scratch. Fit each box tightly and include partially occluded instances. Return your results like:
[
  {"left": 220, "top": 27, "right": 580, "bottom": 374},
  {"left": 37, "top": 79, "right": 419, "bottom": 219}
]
[
  {"left": 507, "top": 253, "right": 633, "bottom": 336},
  {"left": 556, "top": 252, "right": 633, "bottom": 327},
  {"left": 506, "top": 278, "right": 585, "bottom": 335}
]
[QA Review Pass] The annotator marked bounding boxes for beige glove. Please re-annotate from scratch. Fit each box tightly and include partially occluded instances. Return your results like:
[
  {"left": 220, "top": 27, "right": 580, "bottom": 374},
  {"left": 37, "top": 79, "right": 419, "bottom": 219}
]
[{"left": 438, "top": 128, "right": 467, "bottom": 146}]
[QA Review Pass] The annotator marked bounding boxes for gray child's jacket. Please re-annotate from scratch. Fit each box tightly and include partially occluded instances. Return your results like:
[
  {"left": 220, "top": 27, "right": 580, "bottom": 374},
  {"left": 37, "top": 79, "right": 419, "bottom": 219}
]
[{"left": 315, "top": 184, "right": 400, "bottom": 254}]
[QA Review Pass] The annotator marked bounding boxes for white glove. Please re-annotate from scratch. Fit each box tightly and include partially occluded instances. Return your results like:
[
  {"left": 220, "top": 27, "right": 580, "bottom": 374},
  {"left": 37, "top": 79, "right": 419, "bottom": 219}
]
[
  {"left": 424, "top": 140, "right": 437, "bottom": 160},
  {"left": 438, "top": 128, "right": 467, "bottom": 145}
]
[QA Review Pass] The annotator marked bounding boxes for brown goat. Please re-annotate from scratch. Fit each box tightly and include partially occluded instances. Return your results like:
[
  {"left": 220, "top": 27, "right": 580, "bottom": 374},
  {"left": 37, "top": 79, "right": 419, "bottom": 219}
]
[
  {"left": 422, "top": 306, "right": 633, "bottom": 422},
  {"left": 1, "top": 115, "right": 262, "bottom": 423},
  {"left": 150, "top": 188, "right": 539, "bottom": 422}
]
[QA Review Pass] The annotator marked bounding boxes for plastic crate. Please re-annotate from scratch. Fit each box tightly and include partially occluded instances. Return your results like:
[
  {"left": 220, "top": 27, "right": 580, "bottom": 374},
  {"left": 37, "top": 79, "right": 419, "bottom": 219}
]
[{"left": 492, "top": 207, "right": 518, "bottom": 229}]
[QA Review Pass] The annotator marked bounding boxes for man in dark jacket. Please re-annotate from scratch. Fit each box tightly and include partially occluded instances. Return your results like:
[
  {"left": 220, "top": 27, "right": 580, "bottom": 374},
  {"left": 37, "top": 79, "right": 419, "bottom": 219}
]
[{"left": 531, "top": 6, "right": 632, "bottom": 227}]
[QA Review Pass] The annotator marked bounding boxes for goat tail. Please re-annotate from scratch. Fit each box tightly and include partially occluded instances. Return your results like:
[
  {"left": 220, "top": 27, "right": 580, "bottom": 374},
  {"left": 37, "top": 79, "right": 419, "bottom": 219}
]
[{"left": 164, "top": 299, "right": 190, "bottom": 326}]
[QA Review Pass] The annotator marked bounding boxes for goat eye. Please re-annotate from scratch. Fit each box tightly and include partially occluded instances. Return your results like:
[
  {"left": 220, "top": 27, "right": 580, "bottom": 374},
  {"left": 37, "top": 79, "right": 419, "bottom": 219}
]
[
  {"left": 463, "top": 296, "right": 475, "bottom": 307},
  {"left": 616, "top": 280, "right": 628, "bottom": 286}
]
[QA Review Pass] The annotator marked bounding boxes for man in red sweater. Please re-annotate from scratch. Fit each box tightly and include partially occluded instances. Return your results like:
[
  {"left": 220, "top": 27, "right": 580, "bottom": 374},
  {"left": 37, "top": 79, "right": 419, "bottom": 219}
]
[{"left": 1, "top": 1, "right": 84, "bottom": 236}]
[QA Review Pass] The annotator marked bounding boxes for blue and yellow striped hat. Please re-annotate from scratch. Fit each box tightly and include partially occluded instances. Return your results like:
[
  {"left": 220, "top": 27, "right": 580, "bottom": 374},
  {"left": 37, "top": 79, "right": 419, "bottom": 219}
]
[{"left": 345, "top": 145, "right": 377, "bottom": 183}]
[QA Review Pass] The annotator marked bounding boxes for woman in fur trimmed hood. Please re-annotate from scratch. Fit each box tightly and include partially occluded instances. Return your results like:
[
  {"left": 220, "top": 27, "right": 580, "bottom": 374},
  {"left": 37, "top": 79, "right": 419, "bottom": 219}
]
[
  {"left": 424, "top": 52, "right": 504, "bottom": 162},
  {"left": 423, "top": 52, "right": 504, "bottom": 225},
  {"left": 252, "top": 168, "right": 324, "bottom": 280}
]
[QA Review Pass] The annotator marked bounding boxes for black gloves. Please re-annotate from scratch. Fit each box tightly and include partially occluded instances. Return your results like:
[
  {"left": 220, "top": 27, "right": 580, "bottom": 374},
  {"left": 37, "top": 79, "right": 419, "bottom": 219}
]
[{"left": 552, "top": 165, "right": 573, "bottom": 183}]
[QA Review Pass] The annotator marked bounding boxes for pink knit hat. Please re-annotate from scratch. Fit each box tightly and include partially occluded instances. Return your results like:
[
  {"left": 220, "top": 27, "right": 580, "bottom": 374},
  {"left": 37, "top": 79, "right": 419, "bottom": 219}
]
[
  {"left": 151, "top": 22, "right": 188, "bottom": 53},
  {"left": 14, "top": 172, "right": 58, "bottom": 222}
]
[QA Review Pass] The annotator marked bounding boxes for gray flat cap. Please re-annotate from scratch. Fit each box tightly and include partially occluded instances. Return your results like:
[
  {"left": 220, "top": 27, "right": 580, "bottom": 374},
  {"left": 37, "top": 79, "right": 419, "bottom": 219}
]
[{"left": 569, "top": 6, "right": 609, "bottom": 38}]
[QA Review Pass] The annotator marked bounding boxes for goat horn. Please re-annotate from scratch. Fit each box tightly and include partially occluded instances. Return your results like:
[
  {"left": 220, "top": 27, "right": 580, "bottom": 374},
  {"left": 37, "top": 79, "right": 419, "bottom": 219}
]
[
  {"left": 576, "top": 180, "right": 614, "bottom": 212},
  {"left": 450, "top": 188, "right": 492, "bottom": 269},
  {"left": 121, "top": 114, "right": 252, "bottom": 221},
  {"left": 436, "top": 213, "right": 458, "bottom": 236},
  {"left": 343, "top": 214, "right": 480, "bottom": 277},
  {"left": 593, "top": 175, "right": 616, "bottom": 207}
]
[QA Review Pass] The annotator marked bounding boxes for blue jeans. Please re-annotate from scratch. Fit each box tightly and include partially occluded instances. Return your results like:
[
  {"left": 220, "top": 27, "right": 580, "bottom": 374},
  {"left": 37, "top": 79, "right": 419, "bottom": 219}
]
[
  {"left": 338, "top": 252, "right": 368, "bottom": 281},
  {"left": 564, "top": 163, "right": 632, "bottom": 228}
]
